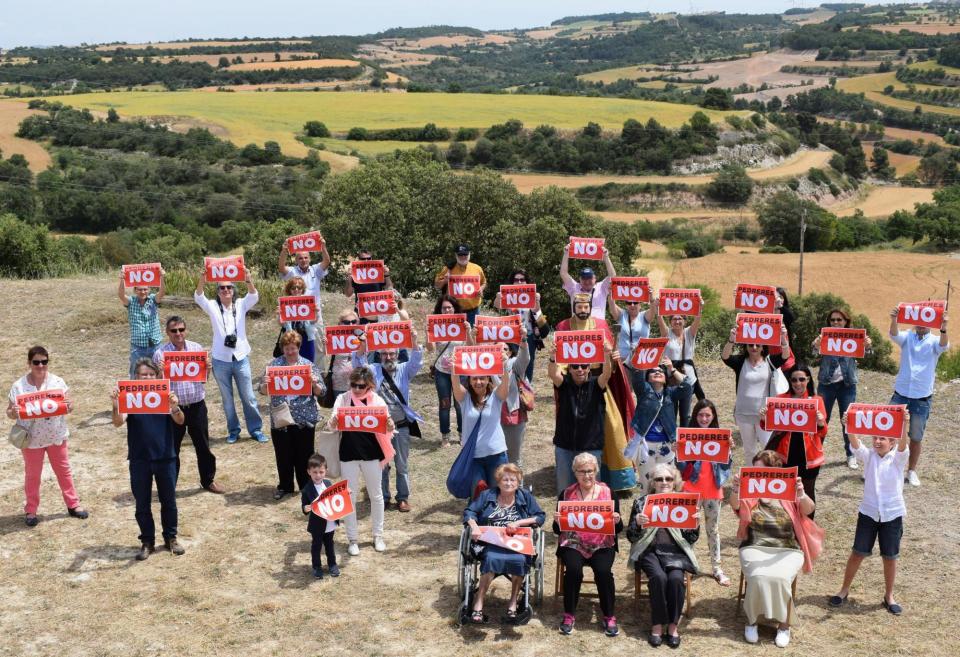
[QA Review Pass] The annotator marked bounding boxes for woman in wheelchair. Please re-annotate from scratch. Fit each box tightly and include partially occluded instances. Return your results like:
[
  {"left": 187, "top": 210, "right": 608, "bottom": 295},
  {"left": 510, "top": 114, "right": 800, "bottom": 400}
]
[
  {"left": 463, "top": 463, "right": 545, "bottom": 623},
  {"left": 553, "top": 452, "right": 623, "bottom": 637},
  {"left": 626, "top": 463, "right": 699, "bottom": 649}
]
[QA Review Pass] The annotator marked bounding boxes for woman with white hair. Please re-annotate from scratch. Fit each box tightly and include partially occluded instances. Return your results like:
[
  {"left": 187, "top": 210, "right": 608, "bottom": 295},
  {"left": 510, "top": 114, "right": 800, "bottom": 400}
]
[{"left": 626, "top": 463, "right": 699, "bottom": 649}]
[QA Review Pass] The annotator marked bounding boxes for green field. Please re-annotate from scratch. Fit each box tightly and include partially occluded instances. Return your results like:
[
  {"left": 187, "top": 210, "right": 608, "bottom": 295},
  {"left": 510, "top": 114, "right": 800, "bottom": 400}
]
[
  {"left": 50, "top": 90, "right": 739, "bottom": 160},
  {"left": 836, "top": 62, "right": 960, "bottom": 118}
]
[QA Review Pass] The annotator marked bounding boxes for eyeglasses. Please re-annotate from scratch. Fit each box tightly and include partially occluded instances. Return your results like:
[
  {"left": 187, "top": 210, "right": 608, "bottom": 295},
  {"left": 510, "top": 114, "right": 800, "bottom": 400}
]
[
  {"left": 569, "top": 364, "right": 590, "bottom": 370},
  {"left": 350, "top": 383, "right": 368, "bottom": 390},
  {"left": 653, "top": 477, "right": 674, "bottom": 483},
  {"left": 574, "top": 470, "right": 596, "bottom": 476},
  {"left": 31, "top": 359, "right": 49, "bottom": 366},
  {"left": 790, "top": 377, "right": 809, "bottom": 383}
]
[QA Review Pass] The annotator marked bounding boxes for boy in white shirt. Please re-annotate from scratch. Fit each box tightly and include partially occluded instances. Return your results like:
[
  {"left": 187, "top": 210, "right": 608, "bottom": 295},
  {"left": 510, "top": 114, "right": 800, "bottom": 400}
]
[{"left": 829, "top": 410, "right": 910, "bottom": 615}]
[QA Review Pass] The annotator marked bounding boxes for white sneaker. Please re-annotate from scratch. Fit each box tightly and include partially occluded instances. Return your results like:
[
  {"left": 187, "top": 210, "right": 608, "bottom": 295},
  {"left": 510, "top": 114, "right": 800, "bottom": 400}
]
[
  {"left": 374, "top": 537, "right": 386, "bottom": 552},
  {"left": 847, "top": 455, "right": 858, "bottom": 469},
  {"left": 347, "top": 542, "right": 360, "bottom": 556},
  {"left": 744, "top": 624, "right": 759, "bottom": 644},
  {"left": 775, "top": 628, "right": 791, "bottom": 648},
  {"left": 907, "top": 470, "right": 921, "bottom": 487}
]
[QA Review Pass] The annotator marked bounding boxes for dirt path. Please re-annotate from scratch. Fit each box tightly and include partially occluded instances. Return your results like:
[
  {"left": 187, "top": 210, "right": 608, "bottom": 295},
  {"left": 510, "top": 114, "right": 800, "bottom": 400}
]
[{"left": 0, "top": 99, "right": 51, "bottom": 173}]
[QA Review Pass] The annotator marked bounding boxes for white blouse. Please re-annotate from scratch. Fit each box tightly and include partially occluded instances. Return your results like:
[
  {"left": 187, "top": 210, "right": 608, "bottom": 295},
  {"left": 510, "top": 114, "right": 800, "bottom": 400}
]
[{"left": 8, "top": 373, "right": 70, "bottom": 449}]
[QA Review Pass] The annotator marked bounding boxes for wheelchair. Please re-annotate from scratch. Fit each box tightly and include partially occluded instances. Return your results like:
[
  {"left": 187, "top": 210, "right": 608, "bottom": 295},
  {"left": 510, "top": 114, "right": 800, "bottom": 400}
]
[{"left": 456, "top": 524, "right": 545, "bottom": 626}]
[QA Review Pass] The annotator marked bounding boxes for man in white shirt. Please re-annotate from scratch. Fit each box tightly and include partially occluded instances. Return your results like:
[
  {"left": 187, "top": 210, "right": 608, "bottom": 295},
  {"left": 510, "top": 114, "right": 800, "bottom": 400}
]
[
  {"left": 560, "top": 244, "right": 616, "bottom": 320},
  {"left": 279, "top": 238, "right": 330, "bottom": 366},
  {"left": 887, "top": 307, "right": 949, "bottom": 486}
]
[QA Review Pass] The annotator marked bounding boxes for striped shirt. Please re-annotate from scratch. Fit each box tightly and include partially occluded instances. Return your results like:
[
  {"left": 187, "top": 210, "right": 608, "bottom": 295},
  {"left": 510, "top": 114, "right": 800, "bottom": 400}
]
[
  {"left": 127, "top": 293, "right": 162, "bottom": 348},
  {"left": 153, "top": 340, "right": 206, "bottom": 405}
]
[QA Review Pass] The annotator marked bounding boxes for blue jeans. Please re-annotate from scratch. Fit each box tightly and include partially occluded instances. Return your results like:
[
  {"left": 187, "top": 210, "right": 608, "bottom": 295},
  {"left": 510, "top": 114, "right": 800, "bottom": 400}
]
[
  {"left": 525, "top": 334, "right": 538, "bottom": 382},
  {"left": 433, "top": 371, "right": 462, "bottom": 436},
  {"left": 129, "top": 343, "right": 157, "bottom": 378},
  {"left": 465, "top": 308, "right": 478, "bottom": 326},
  {"left": 554, "top": 446, "right": 603, "bottom": 496},
  {"left": 472, "top": 451, "right": 508, "bottom": 493},
  {"left": 890, "top": 392, "right": 932, "bottom": 442},
  {"left": 299, "top": 339, "right": 315, "bottom": 363},
  {"left": 819, "top": 381, "right": 857, "bottom": 457},
  {"left": 382, "top": 425, "right": 411, "bottom": 502},
  {"left": 129, "top": 458, "right": 177, "bottom": 544},
  {"left": 212, "top": 356, "right": 263, "bottom": 439}
]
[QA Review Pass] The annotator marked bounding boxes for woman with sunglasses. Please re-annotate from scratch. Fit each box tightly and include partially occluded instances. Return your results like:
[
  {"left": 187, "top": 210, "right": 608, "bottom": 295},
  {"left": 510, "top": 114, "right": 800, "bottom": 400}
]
[
  {"left": 607, "top": 290, "right": 658, "bottom": 367},
  {"left": 452, "top": 358, "right": 511, "bottom": 494},
  {"left": 658, "top": 309, "right": 702, "bottom": 427},
  {"left": 721, "top": 323, "right": 791, "bottom": 464},
  {"left": 6, "top": 346, "right": 87, "bottom": 527},
  {"left": 494, "top": 270, "right": 550, "bottom": 381},
  {"left": 327, "top": 366, "right": 395, "bottom": 555},
  {"left": 626, "top": 463, "right": 699, "bottom": 648},
  {"left": 277, "top": 276, "right": 317, "bottom": 362},
  {"left": 811, "top": 308, "right": 872, "bottom": 469},
  {"left": 760, "top": 364, "right": 828, "bottom": 510},
  {"left": 425, "top": 295, "right": 473, "bottom": 447},
  {"left": 327, "top": 309, "right": 363, "bottom": 400}
]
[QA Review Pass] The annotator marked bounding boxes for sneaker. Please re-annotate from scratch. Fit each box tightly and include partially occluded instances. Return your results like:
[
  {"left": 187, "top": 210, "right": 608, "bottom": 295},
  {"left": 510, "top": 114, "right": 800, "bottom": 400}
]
[
  {"left": 136, "top": 543, "right": 155, "bottom": 561},
  {"left": 847, "top": 455, "right": 858, "bottom": 469},
  {"left": 374, "top": 537, "right": 386, "bottom": 552},
  {"left": 775, "top": 628, "right": 791, "bottom": 648},
  {"left": 328, "top": 564, "right": 341, "bottom": 577},
  {"left": 744, "top": 624, "right": 759, "bottom": 644},
  {"left": 225, "top": 434, "right": 239, "bottom": 444},
  {"left": 252, "top": 431, "right": 269, "bottom": 443},
  {"left": 603, "top": 616, "right": 619, "bottom": 637},
  {"left": 347, "top": 542, "right": 360, "bottom": 556},
  {"left": 559, "top": 613, "right": 575, "bottom": 635},
  {"left": 312, "top": 566, "right": 324, "bottom": 579},
  {"left": 164, "top": 538, "right": 186, "bottom": 555},
  {"left": 907, "top": 470, "right": 921, "bottom": 487}
]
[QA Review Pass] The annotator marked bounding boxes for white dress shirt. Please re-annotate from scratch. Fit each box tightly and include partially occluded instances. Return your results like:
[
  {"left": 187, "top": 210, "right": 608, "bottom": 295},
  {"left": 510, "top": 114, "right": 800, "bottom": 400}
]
[
  {"left": 853, "top": 443, "right": 908, "bottom": 522},
  {"left": 194, "top": 291, "right": 259, "bottom": 362}
]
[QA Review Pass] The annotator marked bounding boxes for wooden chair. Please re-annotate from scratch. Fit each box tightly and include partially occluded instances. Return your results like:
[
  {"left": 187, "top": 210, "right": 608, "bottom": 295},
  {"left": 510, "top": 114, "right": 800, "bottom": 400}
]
[
  {"left": 554, "top": 558, "right": 599, "bottom": 599},
  {"left": 634, "top": 569, "right": 695, "bottom": 618},
  {"left": 737, "top": 571, "right": 799, "bottom": 620}
]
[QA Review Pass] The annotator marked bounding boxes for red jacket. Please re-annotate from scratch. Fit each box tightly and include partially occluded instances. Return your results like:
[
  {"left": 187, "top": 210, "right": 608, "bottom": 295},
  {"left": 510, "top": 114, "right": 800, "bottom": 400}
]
[{"left": 759, "top": 391, "right": 827, "bottom": 469}]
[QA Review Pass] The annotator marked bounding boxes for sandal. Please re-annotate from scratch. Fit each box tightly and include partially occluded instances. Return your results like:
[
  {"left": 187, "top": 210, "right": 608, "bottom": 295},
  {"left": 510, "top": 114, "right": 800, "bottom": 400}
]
[
  {"left": 502, "top": 607, "right": 518, "bottom": 624},
  {"left": 470, "top": 609, "right": 488, "bottom": 624},
  {"left": 714, "top": 569, "right": 731, "bottom": 587}
]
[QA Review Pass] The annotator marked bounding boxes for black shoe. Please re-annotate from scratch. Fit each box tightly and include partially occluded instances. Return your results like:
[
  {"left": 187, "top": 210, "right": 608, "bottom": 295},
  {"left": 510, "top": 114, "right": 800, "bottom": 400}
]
[
  {"left": 648, "top": 632, "right": 663, "bottom": 648},
  {"left": 312, "top": 566, "right": 324, "bottom": 579},
  {"left": 135, "top": 543, "right": 155, "bottom": 561},
  {"left": 24, "top": 514, "right": 38, "bottom": 527},
  {"left": 273, "top": 488, "right": 291, "bottom": 501},
  {"left": 829, "top": 594, "right": 848, "bottom": 608},
  {"left": 883, "top": 599, "right": 903, "bottom": 615},
  {"left": 164, "top": 537, "right": 186, "bottom": 555},
  {"left": 666, "top": 634, "right": 681, "bottom": 649},
  {"left": 328, "top": 564, "right": 341, "bottom": 577},
  {"left": 68, "top": 507, "right": 89, "bottom": 520}
]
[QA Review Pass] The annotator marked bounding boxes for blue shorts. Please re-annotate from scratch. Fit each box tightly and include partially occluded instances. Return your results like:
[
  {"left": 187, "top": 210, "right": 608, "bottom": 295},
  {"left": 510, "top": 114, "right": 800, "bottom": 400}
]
[
  {"left": 852, "top": 513, "right": 903, "bottom": 560},
  {"left": 889, "top": 392, "right": 931, "bottom": 442}
]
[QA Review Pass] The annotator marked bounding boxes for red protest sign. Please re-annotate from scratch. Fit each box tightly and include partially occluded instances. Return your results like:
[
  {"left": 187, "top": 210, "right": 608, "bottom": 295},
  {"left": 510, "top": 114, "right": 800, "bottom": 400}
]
[
  {"left": 337, "top": 406, "right": 389, "bottom": 433},
  {"left": 499, "top": 284, "right": 537, "bottom": 310},
  {"left": 736, "top": 313, "right": 783, "bottom": 347},
  {"left": 897, "top": 301, "right": 945, "bottom": 329},
  {"left": 557, "top": 500, "right": 615, "bottom": 536},
  {"left": 286, "top": 231, "right": 324, "bottom": 253},
  {"left": 567, "top": 236, "right": 605, "bottom": 260},
  {"left": 630, "top": 337, "right": 668, "bottom": 370},
  {"left": 356, "top": 291, "right": 397, "bottom": 319},
  {"left": 642, "top": 493, "right": 700, "bottom": 529},
  {"left": 350, "top": 259, "right": 385, "bottom": 285},
  {"left": 819, "top": 328, "right": 866, "bottom": 358},
  {"left": 162, "top": 351, "right": 207, "bottom": 383},
  {"left": 555, "top": 330, "right": 605, "bottom": 365},
  {"left": 122, "top": 263, "right": 162, "bottom": 288},
  {"left": 845, "top": 403, "right": 907, "bottom": 439},
  {"left": 204, "top": 255, "right": 245, "bottom": 283},
  {"left": 610, "top": 276, "right": 651, "bottom": 303},
  {"left": 477, "top": 526, "right": 535, "bottom": 555},
  {"left": 765, "top": 397, "right": 818, "bottom": 433},
  {"left": 452, "top": 345, "right": 504, "bottom": 376},
  {"left": 739, "top": 467, "right": 798, "bottom": 501},
  {"left": 365, "top": 321, "right": 413, "bottom": 351},
  {"left": 15, "top": 389, "right": 68, "bottom": 420},
  {"left": 734, "top": 284, "right": 777, "bottom": 313},
  {"left": 311, "top": 479, "right": 354, "bottom": 522},
  {"left": 324, "top": 325, "right": 363, "bottom": 355},
  {"left": 448, "top": 275, "right": 482, "bottom": 299},
  {"left": 658, "top": 289, "right": 702, "bottom": 316},
  {"left": 677, "top": 428, "right": 732, "bottom": 463},
  {"left": 117, "top": 379, "right": 171, "bottom": 415},
  {"left": 265, "top": 365, "right": 313, "bottom": 396},
  {"left": 426, "top": 314, "right": 468, "bottom": 343},
  {"left": 475, "top": 315, "right": 522, "bottom": 345},
  {"left": 278, "top": 295, "right": 318, "bottom": 323}
]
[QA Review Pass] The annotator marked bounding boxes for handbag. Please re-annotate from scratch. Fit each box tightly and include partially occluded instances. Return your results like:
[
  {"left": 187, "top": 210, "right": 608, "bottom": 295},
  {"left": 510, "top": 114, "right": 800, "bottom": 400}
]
[
  {"left": 318, "top": 357, "right": 336, "bottom": 409},
  {"left": 272, "top": 328, "right": 285, "bottom": 358},
  {"left": 270, "top": 401, "right": 295, "bottom": 428},
  {"left": 767, "top": 357, "right": 789, "bottom": 396},
  {"left": 8, "top": 423, "right": 29, "bottom": 449},
  {"left": 446, "top": 401, "right": 484, "bottom": 499},
  {"left": 518, "top": 375, "right": 535, "bottom": 412}
]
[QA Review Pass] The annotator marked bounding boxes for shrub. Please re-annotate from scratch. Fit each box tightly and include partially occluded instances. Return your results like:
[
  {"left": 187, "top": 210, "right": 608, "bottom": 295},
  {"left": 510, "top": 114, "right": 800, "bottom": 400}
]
[
  {"left": 346, "top": 127, "right": 369, "bottom": 141},
  {"left": 304, "top": 121, "right": 330, "bottom": 138},
  {"left": 759, "top": 245, "right": 789, "bottom": 254},
  {"left": 0, "top": 214, "right": 55, "bottom": 277},
  {"left": 705, "top": 165, "right": 753, "bottom": 204},
  {"left": 243, "top": 217, "right": 307, "bottom": 278},
  {"left": 790, "top": 293, "right": 896, "bottom": 373},
  {"left": 936, "top": 348, "right": 960, "bottom": 381}
]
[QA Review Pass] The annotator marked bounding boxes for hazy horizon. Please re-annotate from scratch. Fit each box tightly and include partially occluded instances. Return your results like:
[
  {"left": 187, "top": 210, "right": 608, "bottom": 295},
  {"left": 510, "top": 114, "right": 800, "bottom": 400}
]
[{"left": 2, "top": 0, "right": 806, "bottom": 49}]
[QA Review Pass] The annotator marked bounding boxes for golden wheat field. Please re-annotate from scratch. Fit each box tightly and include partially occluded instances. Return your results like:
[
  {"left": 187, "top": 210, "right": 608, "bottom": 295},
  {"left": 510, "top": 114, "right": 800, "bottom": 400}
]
[
  {"left": 225, "top": 58, "right": 361, "bottom": 71},
  {"left": 0, "top": 99, "right": 52, "bottom": 173},
  {"left": 94, "top": 39, "right": 312, "bottom": 51}
]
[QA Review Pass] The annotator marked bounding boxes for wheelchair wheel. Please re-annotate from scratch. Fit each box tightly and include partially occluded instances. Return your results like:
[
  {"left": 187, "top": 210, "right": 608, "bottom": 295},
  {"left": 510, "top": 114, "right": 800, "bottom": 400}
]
[
  {"left": 532, "top": 529, "right": 545, "bottom": 606},
  {"left": 457, "top": 527, "right": 471, "bottom": 598}
]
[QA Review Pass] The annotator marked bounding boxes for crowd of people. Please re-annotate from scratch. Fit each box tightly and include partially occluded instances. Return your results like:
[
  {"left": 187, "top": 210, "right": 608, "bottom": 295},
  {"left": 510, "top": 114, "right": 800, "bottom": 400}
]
[{"left": 5, "top": 235, "right": 949, "bottom": 646}]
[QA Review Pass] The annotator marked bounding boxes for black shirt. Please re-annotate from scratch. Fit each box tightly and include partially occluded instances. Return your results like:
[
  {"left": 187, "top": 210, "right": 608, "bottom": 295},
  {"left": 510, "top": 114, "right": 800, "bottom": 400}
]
[
  {"left": 127, "top": 414, "right": 176, "bottom": 461},
  {"left": 553, "top": 373, "right": 606, "bottom": 451},
  {"left": 338, "top": 398, "right": 386, "bottom": 462}
]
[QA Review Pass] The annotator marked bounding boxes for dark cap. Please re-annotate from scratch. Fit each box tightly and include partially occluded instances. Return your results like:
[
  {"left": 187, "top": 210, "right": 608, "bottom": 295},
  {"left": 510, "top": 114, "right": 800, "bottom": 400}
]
[
  {"left": 455, "top": 244, "right": 470, "bottom": 256},
  {"left": 579, "top": 267, "right": 595, "bottom": 278}
]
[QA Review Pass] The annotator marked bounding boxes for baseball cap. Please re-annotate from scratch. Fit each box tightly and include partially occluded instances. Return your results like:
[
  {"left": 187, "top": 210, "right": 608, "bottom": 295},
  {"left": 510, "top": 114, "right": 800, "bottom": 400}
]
[
  {"left": 579, "top": 267, "right": 595, "bottom": 278},
  {"left": 455, "top": 244, "right": 470, "bottom": 256}
]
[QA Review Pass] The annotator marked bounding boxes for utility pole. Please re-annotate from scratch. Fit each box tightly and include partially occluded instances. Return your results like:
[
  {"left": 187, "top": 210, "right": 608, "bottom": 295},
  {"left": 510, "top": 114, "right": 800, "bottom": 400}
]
[{"left": 798, "top": 206, "right": 807, "bottom": 297}]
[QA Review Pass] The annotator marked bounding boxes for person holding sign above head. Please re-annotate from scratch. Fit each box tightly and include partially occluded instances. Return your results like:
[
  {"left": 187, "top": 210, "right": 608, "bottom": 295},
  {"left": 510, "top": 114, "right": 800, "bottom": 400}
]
[
  {"left": 553, "top": 453, "right": 623, "bottom": 637},
  {"left": 434, "top": 244, "right": 486, "bottom": 325},
  {"left": 328, "top": 309, "right": 364, "bottom": 400},
  {"left": 111, "top": 358, "right": 186, "bottom": 561},
  {"left": 560, "top": 241, "right": 617, "bottom": 319},
  {"left": 259, "top": 330, "right": 325, "bottom": 501},
  {"left": 301, "top": 453, "right": 340, "bottom": 579},
  {"left": 344, "top": 249, "right": 393, "bottom": 323},
  {"left": 6, "top": 346, "right": 87, "bottom": 527},
  {"left": 463, "top": 463, "right": 545, "bottom": 624},
  {"left": 887, "top": 304, "right": 949, "bottom": 487},
  {"left": 729, "top": 450, "right": 823, "bottom": 648},
  {"left": 811, "top": 308, "right": 871, "bottom": 469},
  {"left": 721, "top": 323, "right": 791, "bottom": 464},
  {"left": 327, "top": 366, "right": 395, "bottom": 555},
  {"left": 626, "top": 463, "right": 699, "bottom": 649},
  {"left": 829, "top": 409, "right": 910, "bottom": 615},
  {"left": 194, "top": 266, "right": 267, "bottom": 444},
  {"left": 277, "top": 277, "right": 318, "bottom": 363},
  {"left": 498, "top": 331, "right": 532, "bottom": 468},
  {"left": 426, "top": 295, "right": 473, "bottom": 447},
  {"left": 152, "top": 316, "right": 223, "bottom": 494},
  {"left": 608, "top": 287, "right": 657, "bottom": 367},
  {"left": 278, "top": 235, "right": 330, "bottom": 332},
  {"left": 118, "top": 266, "right": 166, "bottom": 377},
  {"left": 493, "top": 269, "right": 550, "bottom": 381},
  {"left": 452, "top": 354, "right": 511, "bottom": 496},
  {"left": 658, "top": 305, "right": 702, "bottom": 428}
]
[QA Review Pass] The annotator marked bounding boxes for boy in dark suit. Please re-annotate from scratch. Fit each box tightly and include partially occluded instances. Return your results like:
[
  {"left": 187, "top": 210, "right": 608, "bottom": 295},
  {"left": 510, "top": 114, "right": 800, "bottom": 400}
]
[{"left": 301, "top": 453, "right": 340, "bottom": 579}]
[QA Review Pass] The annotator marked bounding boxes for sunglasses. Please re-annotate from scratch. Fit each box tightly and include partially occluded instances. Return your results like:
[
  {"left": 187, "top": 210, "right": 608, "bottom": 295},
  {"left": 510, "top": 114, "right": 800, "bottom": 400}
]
[
  {"left": 350, "top": 383, "right": 368, "bottom": 390},
  {"left": 168, "top": 327, "right": 186, "bottom": 333},
  {"left": 358, "top": 256, "right": 372, "bottom": 261},
  {"left": 342, "top": 320, "right": 359, "bottom": 325},
  {"left": 653, "top": 477, "right": 674, "bottom": 483},
  {"left": 569, "top": 364, "right": 591, "bottom": 371},
  {"left": 790, "top": 377, "right": 809, "bottom": 383},
  {"left": 513, "top": 278, "right": 526, "bottom": 283},
  {"left": 626, "top": 301, "right": 640, "bottom": 306},
  {"left": 829, "top": 317, "right": 846, "bottom": 323},
  {"left": 31, "top": 359, "right": 49, "bottom": 366},
  {"left": 218, "top": 286, "right": 233, "bottom": 291}
]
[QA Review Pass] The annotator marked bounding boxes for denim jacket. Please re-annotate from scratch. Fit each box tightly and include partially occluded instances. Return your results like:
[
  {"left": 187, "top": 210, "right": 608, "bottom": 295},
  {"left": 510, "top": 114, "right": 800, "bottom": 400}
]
[
  {"left": 463, "top": 487, "right": 546, "bottom": 527},
  {"left": 817, "top": 354, "right": 859, "bottom": 387},
  {"left": 629, "top": 369, "right": 694, "bottom": 439},
  {"left": 677, "top": 459, "right": 732, "bottom": 489}
]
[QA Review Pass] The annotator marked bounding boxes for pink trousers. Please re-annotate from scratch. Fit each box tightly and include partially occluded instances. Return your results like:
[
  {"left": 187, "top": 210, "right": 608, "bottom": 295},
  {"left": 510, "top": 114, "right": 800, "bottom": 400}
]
[{"left": 22, "top": 442, "right": 81, "bottom": 515}]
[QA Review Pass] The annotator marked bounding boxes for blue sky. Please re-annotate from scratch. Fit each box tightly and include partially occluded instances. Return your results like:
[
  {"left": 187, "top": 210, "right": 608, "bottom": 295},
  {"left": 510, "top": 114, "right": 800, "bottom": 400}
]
[{"left": 2, "top": 0, "right": 800, "bottom": 49}]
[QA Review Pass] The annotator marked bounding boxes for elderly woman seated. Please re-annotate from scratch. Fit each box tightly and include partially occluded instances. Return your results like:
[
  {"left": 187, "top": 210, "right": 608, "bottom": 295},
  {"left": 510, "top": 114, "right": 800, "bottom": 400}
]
[
  {"left": 552, "top": 452, "right": 623, "bottom": 637},
  {"left": 463, "top": 463, "right": 545, "bottom": 624},
  {"left": 729, "top": 449, "right": 823, "bottom": 648},
  {"left": 626, "top": 463, "right": 698, "bottom": 649}
]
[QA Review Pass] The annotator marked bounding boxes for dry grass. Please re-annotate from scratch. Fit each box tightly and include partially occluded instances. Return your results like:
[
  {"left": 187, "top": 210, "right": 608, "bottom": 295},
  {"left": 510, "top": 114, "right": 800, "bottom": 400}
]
[
  {"left": 597, "top": 210, "right": 756, "bottom": 224},
  {"left": 225, "top": 58, "right": 361, "bottom": 72},
  {"left": 356, "top": 44, "right": 449, "bottom": 67},
  {"left": 379, "top": 34, "right": 515, "bottom": 50},
  {"left": 0, "top": 99, "right": 52, "bottom": 173},
  {"left": 94, "top": 40, "right": 311, "bottom": 51},
  {"left": 525, "top": 28, "right": 563, "bottom": 40},
  {"left": 833, "top": 186, "right": 934, "bottom": 218},
  {"left": 873, "top": 22, "right": 960, "bottom": 35},
  {"left": 0, "top": 273, "right": 958, "bottom": 657},
  {"left": 152, "top": 51, "right": 319, "bottom": 66}
]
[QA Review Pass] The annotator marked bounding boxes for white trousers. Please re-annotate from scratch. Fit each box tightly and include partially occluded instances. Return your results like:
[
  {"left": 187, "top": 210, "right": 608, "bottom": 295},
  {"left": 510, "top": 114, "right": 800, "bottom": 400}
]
[
  {"left": 340, "top": 459, "right": 384, "bottom": 542},
  {"left": 734, "top": 414, "right": 771, "bottom": 465}
]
